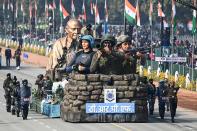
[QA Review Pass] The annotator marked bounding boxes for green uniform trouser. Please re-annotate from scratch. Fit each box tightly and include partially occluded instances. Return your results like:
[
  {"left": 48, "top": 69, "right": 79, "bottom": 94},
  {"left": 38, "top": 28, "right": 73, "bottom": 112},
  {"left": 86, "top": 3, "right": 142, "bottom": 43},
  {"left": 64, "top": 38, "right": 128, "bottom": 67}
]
[
  {"left": 5, "top": 95, "right": 11, "bottom": 111},
  {"left": 169, "top": 98, "right": 178, "bottom": 119}
]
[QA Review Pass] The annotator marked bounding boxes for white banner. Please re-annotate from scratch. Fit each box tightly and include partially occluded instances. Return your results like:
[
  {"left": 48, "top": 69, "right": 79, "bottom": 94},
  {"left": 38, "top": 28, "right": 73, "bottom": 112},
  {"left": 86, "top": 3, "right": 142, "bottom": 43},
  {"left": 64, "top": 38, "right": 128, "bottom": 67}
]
[{"left": 155, "top": 57, "right": 187, "bottom": 62}]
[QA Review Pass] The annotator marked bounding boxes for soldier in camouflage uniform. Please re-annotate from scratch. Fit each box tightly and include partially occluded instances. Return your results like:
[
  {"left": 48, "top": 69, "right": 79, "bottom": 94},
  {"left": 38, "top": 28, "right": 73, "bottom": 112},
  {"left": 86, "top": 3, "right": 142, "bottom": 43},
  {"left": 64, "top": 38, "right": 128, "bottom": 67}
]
[
  {"left": 168, "top": 81, "right": 180, "bottom": 123},
  {"left": 3, "top": 73, "right": 13, "bottom": 112},
  {"left": 115, "top": 35, "right": 139, "bottom": 74},
  {"left": 46, "top": 19, "right": 82, "bottom": 80},
  {"left": 13, "top": 81, "right": 21, "bottom": 117},
  {"left": 10, "top": 76, "right": 18, "bottom": 115},
  {"left": 90, "top": 34, "right": 124, "bottom": 75},
  {"left": 147, "top": 78, "right": 156, "bottom": 115}
]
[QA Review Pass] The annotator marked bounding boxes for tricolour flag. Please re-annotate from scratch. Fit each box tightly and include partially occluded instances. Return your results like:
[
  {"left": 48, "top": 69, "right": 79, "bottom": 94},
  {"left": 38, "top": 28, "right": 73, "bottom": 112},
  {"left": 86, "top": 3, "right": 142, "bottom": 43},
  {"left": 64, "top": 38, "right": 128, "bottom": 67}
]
[
  {"left": 125, "top": 0, "right": 136, "bottom": 24},
  {"left": 158, "top": 1, "right": 165, "bottom": 17},
  {"left": 45, "top": 0, "right": 48, "bottom": 17},
  {"left": 171, "top": 0, "right": 177, "bottom": 32},
  {"left": 29, "top": 2, "right": 32, "bottom": 19},
  {"left": 34, "top": 0, "right": 37, "bottom": 17},
  {"left": 3, "top": 0, "right": 5, "bottom": 11},
  {"left": 71, "top": 0, "right": 75, "bottom": 18},
  {"left": 136, "top": 0, "right": 140, "bottom": 26},
  {"left": 105, "top": 0, "right": 108, "bottom": 22},
  {"left": 95, "top": 2, "right": 100, "bottom": 24},
  {"left": 90, "top": 0, "right": 93, "bottom": 15},
  {"left": 59, "top": 0, "right": 69, "bottom": 19},
  {"left": 82, "top": 0, "right": 87, "bottom": 22},
  {"left": 149, "top": 0, "right": 153, "bottom": 26},
  {"left": 192, "top": 9, "right": 196, "bottom": 34},
  {"left": 16, "top": 0, "right": 18, "bottom": 18},
  {"left": 8, "top": 0, "right": 10, "bottom": 10}
]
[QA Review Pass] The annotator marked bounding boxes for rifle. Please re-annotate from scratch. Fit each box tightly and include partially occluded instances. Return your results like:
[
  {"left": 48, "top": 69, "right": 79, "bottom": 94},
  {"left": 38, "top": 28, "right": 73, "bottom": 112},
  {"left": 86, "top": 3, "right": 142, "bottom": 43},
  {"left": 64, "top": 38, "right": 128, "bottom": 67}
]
[
  {"left": 125, "top": 47, "right": 151, "bottom": 55},
  {"left": 55, "top": 47, "right": 67, "bottom": 68}
]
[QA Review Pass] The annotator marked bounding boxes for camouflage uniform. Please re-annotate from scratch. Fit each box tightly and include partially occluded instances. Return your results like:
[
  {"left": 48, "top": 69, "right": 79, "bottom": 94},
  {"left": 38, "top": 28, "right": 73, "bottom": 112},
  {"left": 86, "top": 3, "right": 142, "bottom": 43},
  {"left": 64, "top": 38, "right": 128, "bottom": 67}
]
[
  {"left": 147, "top": 79, "right": 156, "bottom": 115},
  {"left": 115, "top": 35, "right": 138, "bottom": 74},
  {"left": 3, "top": 74, "right": 13, "bottom": 112},
  {"left": 90, "top": 34, "right": 125, "bottom": 75}
]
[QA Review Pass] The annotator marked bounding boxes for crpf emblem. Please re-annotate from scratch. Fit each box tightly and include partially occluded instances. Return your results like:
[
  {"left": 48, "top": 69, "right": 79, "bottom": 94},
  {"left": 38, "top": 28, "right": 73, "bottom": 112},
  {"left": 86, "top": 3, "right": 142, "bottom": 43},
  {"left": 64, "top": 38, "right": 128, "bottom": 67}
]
[
  {"left": 104, "top": 89, "right": 116, "bottom": 103},
  {"left": 106, "top": 90, "right": 115, "bottom": 102}
]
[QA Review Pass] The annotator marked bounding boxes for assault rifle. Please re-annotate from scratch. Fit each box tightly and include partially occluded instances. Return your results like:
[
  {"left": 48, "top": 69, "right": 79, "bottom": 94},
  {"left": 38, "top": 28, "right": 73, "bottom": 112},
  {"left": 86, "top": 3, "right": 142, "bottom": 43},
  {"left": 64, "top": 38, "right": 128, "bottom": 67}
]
[
  {"left": 125, "top": 47, "right": 151, "bottom": 55},
  {"left": 56, "top": 47, "right": 67, "bottom": 68}
]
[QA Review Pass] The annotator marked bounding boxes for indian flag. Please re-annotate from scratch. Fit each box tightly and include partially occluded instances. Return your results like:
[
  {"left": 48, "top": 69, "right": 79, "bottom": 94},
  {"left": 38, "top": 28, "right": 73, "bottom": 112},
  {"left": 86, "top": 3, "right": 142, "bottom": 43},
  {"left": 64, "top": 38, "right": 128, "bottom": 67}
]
[
  {"left": 136, "top": 0, "right": 140, "bottom": 26},
  {"left": 192, "top": 9, "right": 196, "bottom": 35},
  {"left": 95, "top": 2, "right": 100, "bottom": 24},
  {"left": 125, "top": 0, "right": 136, "bottom": 24},
  {"left": 158, "top": 2, "right": 165, "bottom": 17},
  {"left": 171, "top": 0, "right": 177, "bottom": 32},
  {"left": 149, "top": 0, "right": 153, "bottom": 26},
  {"left": 59, "top": 0, "right": 69, "bottom": 19}
]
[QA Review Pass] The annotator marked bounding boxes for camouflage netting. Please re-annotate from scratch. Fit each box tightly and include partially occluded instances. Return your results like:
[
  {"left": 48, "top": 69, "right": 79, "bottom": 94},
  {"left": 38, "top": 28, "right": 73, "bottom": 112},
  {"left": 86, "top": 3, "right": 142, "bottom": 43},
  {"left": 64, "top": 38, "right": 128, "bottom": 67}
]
[{"left": 60, "top": 73, "right": 148, "bottom": 123}]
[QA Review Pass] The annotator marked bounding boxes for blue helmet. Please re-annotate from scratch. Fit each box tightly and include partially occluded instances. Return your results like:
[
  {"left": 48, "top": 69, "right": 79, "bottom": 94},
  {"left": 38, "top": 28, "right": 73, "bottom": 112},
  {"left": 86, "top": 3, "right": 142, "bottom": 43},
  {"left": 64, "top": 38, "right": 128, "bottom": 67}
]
[{"left": 80, "top": 35, "right": 94, "bottom": 48}]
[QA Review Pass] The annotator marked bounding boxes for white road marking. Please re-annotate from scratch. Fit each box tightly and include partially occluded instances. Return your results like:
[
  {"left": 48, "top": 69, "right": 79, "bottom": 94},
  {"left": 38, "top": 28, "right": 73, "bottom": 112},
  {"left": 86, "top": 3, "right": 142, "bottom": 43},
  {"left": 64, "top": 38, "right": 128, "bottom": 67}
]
[
  {"left": 52, "top": 129, "right": 58, "bottom": 131},
  {"left": 3, "top": 103, "right": 6, "bottom": 106},
  {"left": 33, "top": 119, "right": 38, "bottom": 122},
  {"left": 45, "top": 125, "right": 51, "bottom": 129},
  {"left": 39, "top": 122, "right": 44, "bottom": 125}
]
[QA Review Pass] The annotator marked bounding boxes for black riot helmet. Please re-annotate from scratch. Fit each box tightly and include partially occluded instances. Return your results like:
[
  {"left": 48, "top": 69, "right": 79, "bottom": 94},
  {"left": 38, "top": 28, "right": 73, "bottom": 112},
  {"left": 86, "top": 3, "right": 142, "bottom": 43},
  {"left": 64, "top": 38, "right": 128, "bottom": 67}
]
[
  {"left": 13, "top": 76, "right": 17, "bottom": 81},
  {"left": 22, "top": 79, "right": 28, "bottom": 86},
  {"left": 16, "top": 81, "right": 20, "bottom": 86},
  {"left": 7, "top": 73, "right": 11, "bottom": 77}
]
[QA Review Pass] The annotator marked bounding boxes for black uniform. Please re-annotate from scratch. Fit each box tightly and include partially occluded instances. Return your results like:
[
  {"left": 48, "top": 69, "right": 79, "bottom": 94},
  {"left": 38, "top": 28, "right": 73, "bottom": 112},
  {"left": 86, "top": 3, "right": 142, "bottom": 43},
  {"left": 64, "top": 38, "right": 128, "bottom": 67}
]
[
  {"left": 20, "top": 80, "right": 31, "bottom": 120},
  {"left": 147, "top": 79, "right": 156, "bottom": 115},
  {"left": 168, "top": 82, "right": 179, "bottom": 122},
  {"left": 156, "top": 80, "right": 169, "bottom": 119},
  {"left": 3, "top": 73, "right": 13, "bottom": 112}
]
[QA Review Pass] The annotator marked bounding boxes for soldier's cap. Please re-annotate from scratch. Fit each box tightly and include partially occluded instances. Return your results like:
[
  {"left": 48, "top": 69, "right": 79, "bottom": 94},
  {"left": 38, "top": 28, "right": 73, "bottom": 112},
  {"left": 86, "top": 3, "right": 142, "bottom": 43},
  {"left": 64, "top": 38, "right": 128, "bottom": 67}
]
[
  {"left": 100, "top": 34, "right": 116, "bottom": 47},
  {"left": 116, "top": 35, "right": 131, "bottom": 46},
  {"left": 7, "top": 73, "right": 11, "bottom": 77}
]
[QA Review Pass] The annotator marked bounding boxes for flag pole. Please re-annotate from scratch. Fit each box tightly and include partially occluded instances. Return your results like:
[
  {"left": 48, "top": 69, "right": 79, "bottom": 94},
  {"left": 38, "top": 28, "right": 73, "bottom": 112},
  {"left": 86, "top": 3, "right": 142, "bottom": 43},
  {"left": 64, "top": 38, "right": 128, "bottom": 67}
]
[
  {"left": 35, "top": 0, "right": 37, "bottom": 42},
  {"left": 45, "top": 0, "right": 47, "bottom": 46},
  {"left": 124, "top": 0, "right": 126, "bottom": 35},
  {"left": 53, "top": 7, "right": 55, "bottom": 40},
  {"left": 60, "top": 13, "right": 63, "bottom": 38}
]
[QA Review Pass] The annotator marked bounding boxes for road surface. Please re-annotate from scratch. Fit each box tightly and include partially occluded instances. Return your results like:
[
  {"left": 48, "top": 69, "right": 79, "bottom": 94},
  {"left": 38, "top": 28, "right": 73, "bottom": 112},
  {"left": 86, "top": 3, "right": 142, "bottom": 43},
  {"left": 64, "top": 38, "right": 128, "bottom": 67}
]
[{"left": 0, "top": 58, "right": 197, "bottom": 131}]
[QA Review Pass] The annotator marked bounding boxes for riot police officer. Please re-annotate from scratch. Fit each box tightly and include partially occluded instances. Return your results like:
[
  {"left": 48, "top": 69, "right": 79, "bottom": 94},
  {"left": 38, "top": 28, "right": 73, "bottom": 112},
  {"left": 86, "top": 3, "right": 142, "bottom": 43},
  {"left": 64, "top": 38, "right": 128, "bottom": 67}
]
[
  {"left": 156, "top": 80, "right": 169, "bottom": 119},
  {"left": 168, "top": 81, "right": 180, "bottom": 122},
  {"left": 147, "top": 78, "right": 156, "bottom": 115},
  {"left": 20, "top": 79, "right": 31, "bottom": 120},
  {"left": 3, "top": 73, "right": 13, "bottom": 112}
]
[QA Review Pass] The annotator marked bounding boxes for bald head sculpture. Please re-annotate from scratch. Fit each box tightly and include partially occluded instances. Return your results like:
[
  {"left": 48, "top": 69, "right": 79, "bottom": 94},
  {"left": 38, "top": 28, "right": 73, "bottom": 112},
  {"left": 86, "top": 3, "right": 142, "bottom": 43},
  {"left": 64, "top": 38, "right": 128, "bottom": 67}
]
[{"left": 65, "top": 19, "right": 82, "bottom": 40}]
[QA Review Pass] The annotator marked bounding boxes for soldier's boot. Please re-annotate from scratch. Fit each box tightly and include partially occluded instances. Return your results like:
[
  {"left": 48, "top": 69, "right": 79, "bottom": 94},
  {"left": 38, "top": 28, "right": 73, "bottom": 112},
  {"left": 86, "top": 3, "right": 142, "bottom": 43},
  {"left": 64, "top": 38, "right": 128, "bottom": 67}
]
[
  {"left": 171, "top": 117, "right": 175, "bottom": 123},
  {"left": 6, "top": 106, "right": 11, "bottom": 112},
  {"left": 11, "top": 109, "right": 16, "bottom": 115},
  {"left": 17, "top": 111, "right": 20, "bottom": 117},
  {"left": 149, "top": 110, "right": 153, "bottom": 115}
]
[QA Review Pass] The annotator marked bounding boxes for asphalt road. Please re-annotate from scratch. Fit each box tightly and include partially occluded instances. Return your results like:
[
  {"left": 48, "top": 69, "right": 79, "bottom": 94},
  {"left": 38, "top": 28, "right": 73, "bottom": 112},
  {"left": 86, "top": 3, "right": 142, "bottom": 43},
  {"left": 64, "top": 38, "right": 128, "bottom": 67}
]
[{"left": 0, "top": 58, "right": 197, "bottom": 131}]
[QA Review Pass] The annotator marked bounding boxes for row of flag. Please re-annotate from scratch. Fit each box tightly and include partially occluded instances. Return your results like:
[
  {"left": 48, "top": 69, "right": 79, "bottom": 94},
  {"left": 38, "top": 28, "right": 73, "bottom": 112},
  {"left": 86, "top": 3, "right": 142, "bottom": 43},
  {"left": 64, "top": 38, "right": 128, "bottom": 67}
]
[
  {"left": 2, "top": 0, "right": 106, "bottom": 24},
  {"left": 2, "top": 0, "right": 196, "bottom": 34},
  {"left": 125, "top": 0, "right": 196, "bottom": 35}
]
